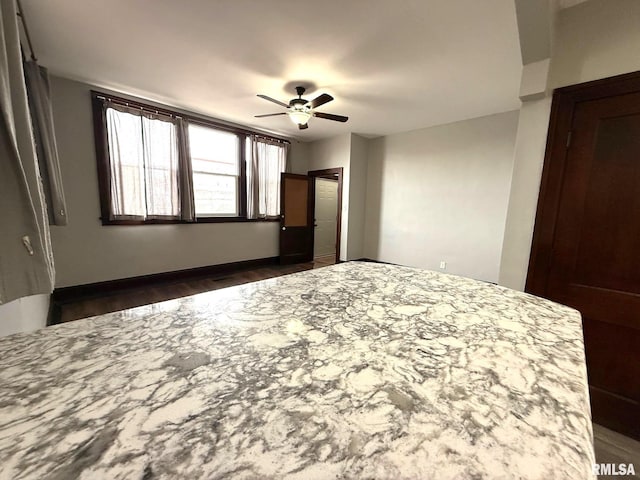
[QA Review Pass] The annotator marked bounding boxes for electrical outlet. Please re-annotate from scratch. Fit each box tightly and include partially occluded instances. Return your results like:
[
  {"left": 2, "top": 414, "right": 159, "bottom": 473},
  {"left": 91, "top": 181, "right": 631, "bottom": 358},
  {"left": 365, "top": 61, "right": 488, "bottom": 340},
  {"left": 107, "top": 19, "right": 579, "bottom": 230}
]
[{"left": 439, "top": 261, "right": 446, "bottom": 269}]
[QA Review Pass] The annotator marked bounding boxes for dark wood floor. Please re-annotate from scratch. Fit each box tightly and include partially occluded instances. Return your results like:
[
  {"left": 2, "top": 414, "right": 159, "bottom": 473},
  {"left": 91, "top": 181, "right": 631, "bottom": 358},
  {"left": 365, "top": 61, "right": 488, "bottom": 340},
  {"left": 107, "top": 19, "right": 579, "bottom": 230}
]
[
  {"left": 594, "top": 424, "right": 640, "bottom": 479},
  {"left": 59, "top": 254, "right": 337, "bottom": 323}
]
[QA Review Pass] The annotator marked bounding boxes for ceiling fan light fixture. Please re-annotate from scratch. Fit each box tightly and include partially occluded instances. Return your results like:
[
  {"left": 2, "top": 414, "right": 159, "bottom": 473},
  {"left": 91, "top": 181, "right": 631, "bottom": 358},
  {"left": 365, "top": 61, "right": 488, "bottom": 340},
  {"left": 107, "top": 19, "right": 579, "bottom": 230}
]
[
  {"left": 257, "top": 87, "right": 347, "bottom": 129},
  {"left": 288, "top": 110, "right": 311, "bottom": 126}
]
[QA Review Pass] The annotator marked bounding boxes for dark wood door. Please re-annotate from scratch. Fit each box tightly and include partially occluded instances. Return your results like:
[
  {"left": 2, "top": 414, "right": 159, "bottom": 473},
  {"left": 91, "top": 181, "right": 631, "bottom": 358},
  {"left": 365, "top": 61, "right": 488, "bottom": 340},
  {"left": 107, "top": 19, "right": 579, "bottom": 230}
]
[
  {"left": 279, "top": 173, "right": 313, "bottom": 265},
  {"left": 527, "top": 72, "right": 640, "bottom": 440}
]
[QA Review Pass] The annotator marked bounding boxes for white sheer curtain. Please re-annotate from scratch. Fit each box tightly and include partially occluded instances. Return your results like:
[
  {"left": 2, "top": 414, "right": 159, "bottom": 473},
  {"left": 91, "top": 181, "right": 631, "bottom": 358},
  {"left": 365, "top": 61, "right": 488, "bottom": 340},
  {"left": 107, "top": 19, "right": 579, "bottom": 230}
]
[
  {"left": 246, "top": 136, "right": 289, "bottom": 219},
  {"left": 105, "top": 104, "right": 180, "bottom": 220},
  {"left": 142, "top": 114, "right": 180, "bottom": 218}
]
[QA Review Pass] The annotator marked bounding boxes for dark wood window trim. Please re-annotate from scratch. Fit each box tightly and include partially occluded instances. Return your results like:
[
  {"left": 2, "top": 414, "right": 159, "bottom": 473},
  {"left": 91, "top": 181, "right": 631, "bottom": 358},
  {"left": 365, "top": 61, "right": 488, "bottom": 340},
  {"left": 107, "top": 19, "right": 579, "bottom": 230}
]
[
  {"left": 91, "top": 90, "right": 289, "bottom": 226},
  {"left": 101, "top": 217, "right": 280, "bottom": 226}
]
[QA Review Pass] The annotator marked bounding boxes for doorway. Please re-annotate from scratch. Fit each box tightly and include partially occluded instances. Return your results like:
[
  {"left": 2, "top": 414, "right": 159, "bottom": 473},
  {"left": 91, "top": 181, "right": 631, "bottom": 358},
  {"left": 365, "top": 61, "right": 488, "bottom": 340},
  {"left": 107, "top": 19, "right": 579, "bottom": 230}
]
[
  {"left": 279, "top": 173, "right": 313, "bottom": 265},
  {"left": 309, "top": 168, "right": 343, "bottom": 264},
  {"left": 527, "top": 71, "right": 640, "bottom": 440},
  {"left": 313, "top": 177, "right": 339, "bottom": 261}
]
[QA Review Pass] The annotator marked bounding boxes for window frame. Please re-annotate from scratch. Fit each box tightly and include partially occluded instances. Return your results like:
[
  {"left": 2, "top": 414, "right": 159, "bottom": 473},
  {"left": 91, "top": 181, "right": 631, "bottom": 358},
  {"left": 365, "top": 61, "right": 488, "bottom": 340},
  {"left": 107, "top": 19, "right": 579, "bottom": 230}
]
[{"left": 91, "top": 91, "right": 288, "bottom": 226}]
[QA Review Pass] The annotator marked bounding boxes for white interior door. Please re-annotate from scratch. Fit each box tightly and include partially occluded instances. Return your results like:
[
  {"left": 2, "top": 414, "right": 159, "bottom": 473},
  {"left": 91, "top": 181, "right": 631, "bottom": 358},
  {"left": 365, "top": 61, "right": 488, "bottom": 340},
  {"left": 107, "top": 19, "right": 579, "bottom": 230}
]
[{"left": 313, "top": 178, "right": 338, "bottom": 258}]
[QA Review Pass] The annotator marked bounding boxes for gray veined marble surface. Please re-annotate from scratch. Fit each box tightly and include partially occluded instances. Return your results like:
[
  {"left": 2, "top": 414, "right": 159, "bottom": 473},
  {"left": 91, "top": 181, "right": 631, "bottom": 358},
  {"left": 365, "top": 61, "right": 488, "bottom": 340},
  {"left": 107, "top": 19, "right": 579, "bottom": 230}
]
[{"left": 0, "top": 262, "right": 595, "bottom": 479}]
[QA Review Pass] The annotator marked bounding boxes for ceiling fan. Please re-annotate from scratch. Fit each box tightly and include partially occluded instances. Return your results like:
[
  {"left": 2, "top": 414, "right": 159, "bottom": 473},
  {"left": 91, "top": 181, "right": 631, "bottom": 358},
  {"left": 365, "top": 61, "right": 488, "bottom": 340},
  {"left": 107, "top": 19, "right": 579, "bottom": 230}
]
[{"left": 255, "top": 86, "right": 348, "bottom": 130}]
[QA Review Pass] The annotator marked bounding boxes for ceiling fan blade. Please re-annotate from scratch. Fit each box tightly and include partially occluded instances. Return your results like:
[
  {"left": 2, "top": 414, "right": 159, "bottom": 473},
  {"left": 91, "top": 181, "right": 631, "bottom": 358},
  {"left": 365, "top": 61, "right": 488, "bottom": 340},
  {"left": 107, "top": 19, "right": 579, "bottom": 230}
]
[
  {"left": 257, "top": 94, "right": 289, "bottom": 108},
  {"left": 254, "top": 113, "right": 287, "bottom": 118},
  {"left": 309, "top": 93, "right": 334, "bottom": 109},
  {"left": 313, "top": 112, "right": 348, "bottom": 123},
  {"left": 298, "top": 123, "right": 309, "bottom": 130}
]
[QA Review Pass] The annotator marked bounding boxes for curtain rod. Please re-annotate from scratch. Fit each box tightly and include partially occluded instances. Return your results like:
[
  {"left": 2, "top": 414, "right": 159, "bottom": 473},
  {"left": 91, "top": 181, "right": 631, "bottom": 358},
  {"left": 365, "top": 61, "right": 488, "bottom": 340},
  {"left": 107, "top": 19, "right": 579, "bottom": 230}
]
[
  {"left": 97, "top": 95, "right": 183, "bottom": 119},
  {"left": 94, "top": 91, "right": 291, "bottom": 144},
  {"left": 252, "top": 134, "right": 290, "bottom": 145},
  {"left": 16, "top": 0, "right": 37, "bottom": 62}
]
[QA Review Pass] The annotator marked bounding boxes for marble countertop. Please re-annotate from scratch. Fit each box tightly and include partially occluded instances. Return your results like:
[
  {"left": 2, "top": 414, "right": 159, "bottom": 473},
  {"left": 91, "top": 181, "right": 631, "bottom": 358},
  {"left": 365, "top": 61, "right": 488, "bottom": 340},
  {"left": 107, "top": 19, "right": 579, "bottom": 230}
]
[{"left": 0, "top": 262, "right": 594, "bottom": 479}]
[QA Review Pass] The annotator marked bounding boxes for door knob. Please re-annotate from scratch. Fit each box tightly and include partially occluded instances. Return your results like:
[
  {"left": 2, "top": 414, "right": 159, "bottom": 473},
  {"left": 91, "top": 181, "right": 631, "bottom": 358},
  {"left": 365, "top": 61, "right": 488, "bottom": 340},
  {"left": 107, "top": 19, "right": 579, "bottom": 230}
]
[{"left": 282, "top": 226, "right": 286, "bottom": 231}]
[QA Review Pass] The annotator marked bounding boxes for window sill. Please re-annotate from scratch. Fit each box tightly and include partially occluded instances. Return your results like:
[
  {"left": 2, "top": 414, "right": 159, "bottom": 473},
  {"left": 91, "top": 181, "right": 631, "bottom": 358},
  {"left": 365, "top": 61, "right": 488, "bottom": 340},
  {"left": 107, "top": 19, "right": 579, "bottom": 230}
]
[
  {"left": 100, "top": 217, "right": 280, "bottom": 226},
  {"left": 195, "top": 217, "right": 280, "bottom": 224}
]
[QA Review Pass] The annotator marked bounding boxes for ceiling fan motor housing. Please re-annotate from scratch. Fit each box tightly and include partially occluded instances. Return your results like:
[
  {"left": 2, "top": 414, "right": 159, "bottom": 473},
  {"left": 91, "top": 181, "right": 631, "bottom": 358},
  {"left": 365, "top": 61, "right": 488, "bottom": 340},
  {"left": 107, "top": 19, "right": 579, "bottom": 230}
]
[
  {"left": 289, "top": 98, "right": 308, "bottom": 110},
  {"left": 290, "top": 86, "right": 308, "bottom": 110}
]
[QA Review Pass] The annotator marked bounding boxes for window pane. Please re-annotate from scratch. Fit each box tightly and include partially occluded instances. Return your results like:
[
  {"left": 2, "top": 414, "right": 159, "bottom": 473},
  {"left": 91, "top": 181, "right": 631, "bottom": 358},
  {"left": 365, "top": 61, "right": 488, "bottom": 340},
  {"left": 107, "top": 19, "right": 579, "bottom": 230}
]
[
  {"left": 193, "top": 173, "right": 238, "bottom": 216},
  {"left": 189, "top": 123, "right": 240, "bottom": 216},
  {"left": 188, "top": 124, "right": 239, "bottom": 175}
]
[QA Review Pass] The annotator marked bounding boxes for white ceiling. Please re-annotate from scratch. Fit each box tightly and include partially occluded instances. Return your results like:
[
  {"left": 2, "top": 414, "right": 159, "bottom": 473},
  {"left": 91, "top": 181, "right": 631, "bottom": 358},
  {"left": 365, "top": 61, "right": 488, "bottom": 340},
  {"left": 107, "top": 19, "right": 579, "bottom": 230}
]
[{"left": 22, "top": 0, "right": 523, "bottom": 141}]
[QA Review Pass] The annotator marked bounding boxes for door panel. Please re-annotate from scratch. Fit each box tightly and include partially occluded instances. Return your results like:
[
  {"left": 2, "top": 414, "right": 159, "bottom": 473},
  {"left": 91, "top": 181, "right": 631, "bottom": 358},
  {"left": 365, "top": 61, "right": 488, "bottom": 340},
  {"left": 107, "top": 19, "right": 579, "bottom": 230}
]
[
  {"left": 283, "top": 177, "right": 309, "bottom": 227},
  {"left": 572, "top": 114, "right": 640, "bottom": 293},
  {"left": 313, "top": 178, "right": 338, "bottom": 258},
  {"left": 583, "top": 319, "right": 640, "bottom": 402},
  {"left": 528, "top": 75, "right": 640, "bottom": 440},
  {"left": 279, "top": 174, "right": 313, "bottom": 264}
]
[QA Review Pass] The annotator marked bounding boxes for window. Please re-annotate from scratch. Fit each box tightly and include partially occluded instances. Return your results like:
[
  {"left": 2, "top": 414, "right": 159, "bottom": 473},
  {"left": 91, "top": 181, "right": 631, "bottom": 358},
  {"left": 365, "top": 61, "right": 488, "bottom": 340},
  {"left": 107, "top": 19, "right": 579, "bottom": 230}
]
[
  {"left": 189, "top": 124, "right": 239, "bottom": 217},
  {"left": 105, "top": 106, "right": 180, "bottom": 220},
  {"left": 92, "top": 92, "right": 289, "bottom": 225}
]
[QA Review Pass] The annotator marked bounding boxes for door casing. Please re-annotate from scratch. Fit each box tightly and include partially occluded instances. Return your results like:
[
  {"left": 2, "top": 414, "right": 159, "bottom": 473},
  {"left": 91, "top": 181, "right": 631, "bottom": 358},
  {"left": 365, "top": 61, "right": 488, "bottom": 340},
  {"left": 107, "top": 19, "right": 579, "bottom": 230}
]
[{"left": 309, "top": 168, "right": 343, "bottom": 263}]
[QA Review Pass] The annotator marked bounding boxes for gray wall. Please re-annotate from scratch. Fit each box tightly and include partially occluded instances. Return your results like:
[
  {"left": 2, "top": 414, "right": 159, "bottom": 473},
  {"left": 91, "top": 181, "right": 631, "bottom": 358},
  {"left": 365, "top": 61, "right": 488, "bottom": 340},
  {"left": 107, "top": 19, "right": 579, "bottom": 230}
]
[
  {"left": 346, "top": 134, "right": 368, "bottom": 260},
  {"left": 550, "top": 0, "right": 640, "bottom": 89},
  {"left": 364, "top": 111, "right": 519, "bottom": 283},
  {"left": 289, "top": 140, "right": 309, "bottom": 174},
  {"left": 498, "top": 97, "right": 552, "bottom": 290},
  {"left": 49, "top": 76, "right": 304, "bottom": 287}
]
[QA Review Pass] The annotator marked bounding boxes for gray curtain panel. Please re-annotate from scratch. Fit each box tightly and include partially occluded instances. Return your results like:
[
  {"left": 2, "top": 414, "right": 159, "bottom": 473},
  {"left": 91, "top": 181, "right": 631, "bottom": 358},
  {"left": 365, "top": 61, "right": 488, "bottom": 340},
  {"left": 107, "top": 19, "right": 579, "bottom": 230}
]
[
  {"left": 0, "top": 0, "right": 55, "bottom": 304},
  {"left": 24, "top": 60, "right": 68, "bottom": 226},
  {"left": 177, "top": 118, "right": 195, "bottom": 221},
  {"left": 246, "top": 136, "right": 260, "bottom": 219}
]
